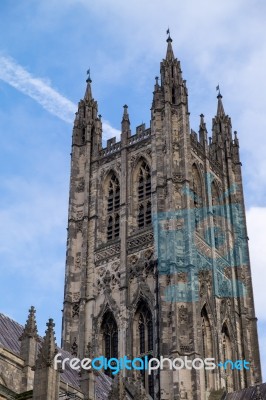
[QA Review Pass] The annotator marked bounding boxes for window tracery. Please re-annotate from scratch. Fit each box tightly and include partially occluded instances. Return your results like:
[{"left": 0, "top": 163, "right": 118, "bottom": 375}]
[
  {"left": 137, "top": 162, "right": 151, "bottom": 229},
  {"left": 107, "top": 174, "right": 120, "bottom": 241}
]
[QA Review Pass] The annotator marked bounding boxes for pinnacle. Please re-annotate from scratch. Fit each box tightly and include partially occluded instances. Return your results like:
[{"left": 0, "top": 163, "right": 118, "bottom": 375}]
[
  {"left": 216, "top": 92, "right": 225, "bottom": 117},
  {"left": 20, "top": 306, "right": 38, "bottom": 340},
  {"left": 84, "top": 80, "right": 92, "bottom": 101},
  {"left": 35, "top": 318, "right": 57, "bottom": 368},
  {"left": 122, "top": 104, "right": 129, "bottom": 121},
  {"left": 121, "top": 104, "right": 130, "bottom": 132},
  {"left": 84, "top": 69, "right": 93, "bottom": 101},
  {"left": 199, "top": 114, "right": 205, "bottom": 129},
  {"left": 165, "top": 32, "right": 174, "bottom": 61}
]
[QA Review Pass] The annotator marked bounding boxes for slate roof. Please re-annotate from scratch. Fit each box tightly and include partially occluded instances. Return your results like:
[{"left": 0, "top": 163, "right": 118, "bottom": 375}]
[
  {"left": 0, "top": 312, "right": 113, "bottom": 397},
  {"left": 225, "top": 383, "right": 266, "bottom": 400},
  {"left": 0, "top": 312, "right": 81, "bottom": 389}
]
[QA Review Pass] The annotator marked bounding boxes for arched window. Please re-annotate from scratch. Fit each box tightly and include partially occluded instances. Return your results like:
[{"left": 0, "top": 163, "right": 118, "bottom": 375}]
[
  {"left": 107, "top": 174, "right": 120, "bottom": 241},
  {"left": 135, "top": 301, "right": 154, "bottom": 398},
  {"left": 222, "top": 324, "right": 233, "bottom": 392},
  {"left": 211, "top": 182, "right": 223, "bottom": 249},
  {"left": 138, "top": 161, "right": 152, "bottom": 229},
  {"left": 101, "top": 311, "right": 118, "bottom": 377},
  {"left": 192, "top": 164, "right": 203, "bottom": 234},
  {"left": 172, "top": 87, "right": 176, "bottom": 104},
  {"left": 201, "top": 307, "right": 214, "bottom": 390}
]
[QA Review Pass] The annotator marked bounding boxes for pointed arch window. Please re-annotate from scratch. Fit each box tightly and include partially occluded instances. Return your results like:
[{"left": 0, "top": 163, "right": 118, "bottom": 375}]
[
  {"left": 107, "top": 174, "right": 120, "bottom": 241},
  {"left": 211, "top": 182, "right": 224, "bottom": 249},
  {"left": 201, "top": 307, "right": 214, "bottom": 390},
  {"left": 222, "top": 324, "right": 233, "bottom": 391},
  {"left": 192, "top": 164, "right": 203, "bottom": 234},
  {"left": 101, "top": 312, "right": 118, "bottom": 377},
  {"left": 138, "top": 161, "right": 152, "bottom": 229},
  {"left": 135, "top": 301, "right": 154, "bottom": 398}
]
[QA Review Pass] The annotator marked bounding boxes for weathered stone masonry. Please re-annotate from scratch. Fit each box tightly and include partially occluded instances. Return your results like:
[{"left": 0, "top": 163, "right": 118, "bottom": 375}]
[{"left": 61, "top": 36, "right": 262, "bottom": 400}]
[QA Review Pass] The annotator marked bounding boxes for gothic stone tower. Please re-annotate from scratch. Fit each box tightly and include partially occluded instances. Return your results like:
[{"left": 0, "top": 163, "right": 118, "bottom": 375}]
[{"left": 61, "top": 36, "right": 261, "bottom": 399}]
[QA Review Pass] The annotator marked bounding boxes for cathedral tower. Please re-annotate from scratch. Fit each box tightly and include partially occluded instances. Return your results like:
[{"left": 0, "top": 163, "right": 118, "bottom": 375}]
[{"left": 61, "top": 36, "right": 261, "bottom": 399}]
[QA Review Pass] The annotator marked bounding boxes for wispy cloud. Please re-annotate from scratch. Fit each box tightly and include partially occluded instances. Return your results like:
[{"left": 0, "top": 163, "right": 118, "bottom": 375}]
[
  {"left": 0, "top": 55, "right": 76, "bottom": 123},
  {"left": 0, "top": 55, "right": 120, "bottom": 139}
]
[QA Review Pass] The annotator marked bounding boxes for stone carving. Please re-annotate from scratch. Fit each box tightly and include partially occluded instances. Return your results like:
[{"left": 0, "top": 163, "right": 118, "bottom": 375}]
[
  {"left": 179, "top": 305, "right": 188, "bottom": 323},
  {"left": 180, "top": 335, "right": 193, "bottom": 353},
  {"left": 72, "top": 292, "right": 80, "bottom": 302},
  {"left": 127, "top": 230, "right": 154, "bottom": 253},
  {"left": 75, "top": 252, "right": 81, "bottom": 270},
  {"left": 168, "top": 311, "right": 173, "bottom": 325},
  {"left": 111, "top": 261, "right": 120, "bottom": 271},
  {"left": 71, "top": 338, "right": 78, "bottom": 356},
  {"left": 72, "top": 303, "right": 80, "bottom": 318},
  {"left": 96, "top": 266, "right": 120, "bottom": 294},
  {"left": 220, "top": 298, "right": 231, "bottom": 322},
  {"left": 198, "top": 269, "right": 212, "bottom": 297},
  {"left": 128, "top": 254, "right": 139, "bottom": 265},
  {"left": 177, "top": 272, "right": 187, "bottom": 282},
  {"left": 217, "top": 272, "right": 231, "bottom": 297},
  {"left": 146, "top": 148, "right": 152, "bottom": 156},
  {"left": 179, "top": 381, "right": 188, "bottom": 399},
  {"left": 95, "top": 243, "right": 121, "bottom": 263},
  {"left": 76, "top": 178, "right": 85, "bottom": 192},
  {"left": 224, "top": 266, "right": 232, "bottom": 279},
  {"left": 76, "top": 220, "right": 83, "bottom": 233},
  {"left": 144, "top": 248, "right": 153, "bottom": 260},
  {"left": 76, "top": 210, "right": 83, "bottom": 219},
  {"left": 172, "top": 141, "right": 179, "bottom": 151},
  {"left": 130, "top": 155, "right": 137, "bottom": 167}
]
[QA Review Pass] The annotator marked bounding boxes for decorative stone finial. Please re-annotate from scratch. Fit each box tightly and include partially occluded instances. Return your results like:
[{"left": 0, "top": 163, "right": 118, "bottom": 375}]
[
  {"left": 20, "top": 306, "right": 38, "bottom": 340},
  {"left": 34, "top": 318, "right": 57, "bottom": 369}
]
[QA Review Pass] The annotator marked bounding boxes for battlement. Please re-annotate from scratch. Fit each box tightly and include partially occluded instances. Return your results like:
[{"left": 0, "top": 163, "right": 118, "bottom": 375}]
[{"left": 100, "top": 123, "right": 151, "bottom": 157}]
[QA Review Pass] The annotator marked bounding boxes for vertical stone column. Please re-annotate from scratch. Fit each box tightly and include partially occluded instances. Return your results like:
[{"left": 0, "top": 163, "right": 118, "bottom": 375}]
[
  {"left": 32, "top": 319, "right": 60, "bottom": 400},
  {"left": 19, "top": 306, "right": 39, "bottom": 392}
]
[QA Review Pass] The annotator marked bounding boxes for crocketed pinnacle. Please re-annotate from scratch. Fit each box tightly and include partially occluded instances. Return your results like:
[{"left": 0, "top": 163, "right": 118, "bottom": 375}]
[
  {"left": 217, "top": 92, "right": 225, "bottom": 117},
  {"left": 84, "top": 69, "right": 92, "bottom": 101},
  {"left": 122, "top": 104, "right": 130, "bottom": 122},
  {"left": 166, "top": 34, "right": 174, "bottom": 61},
  {"left": 35, "top": 318, "right": 57, "bottom": 368},
  {"left": 20, "top": 306, "right": 38, "bottom": 340},
  {"left": 199, "top": 113, "right": 206, "bottom": 130}
]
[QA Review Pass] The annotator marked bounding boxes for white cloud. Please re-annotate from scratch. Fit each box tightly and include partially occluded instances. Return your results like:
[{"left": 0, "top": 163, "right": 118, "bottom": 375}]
[
  {"left": 246, "top": 207, "right": 266, "bottom": 322},
  {"left": 102, "top": 121, "right": 120, "bottom": 141},
  {"left": 0, "top": 55, "right": 119, "bottom": 140},
  {"left": 0, "top": 55, "right": 76, "bottom": 123}
]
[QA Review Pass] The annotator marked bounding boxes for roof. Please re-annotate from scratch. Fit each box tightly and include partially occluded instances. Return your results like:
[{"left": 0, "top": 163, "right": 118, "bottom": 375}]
[
  {"left": 0, "top": 312, "right": 114, "bottom": 398},
  {"left": 225, "top": 383, "right": 266, "bottom": 400},
  {"left": 0, "top": 313, "right": 81, "bottom": 390}
]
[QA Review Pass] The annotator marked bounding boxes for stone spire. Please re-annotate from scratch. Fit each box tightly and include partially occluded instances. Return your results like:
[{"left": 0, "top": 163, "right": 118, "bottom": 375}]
[
  {"left": 158, "top": 34, "right": 188, "bottom": 107},
  {"left": 84, "top": 70, "right": 92, "bottom": 102},
  {"left": 166, "top": 32, "right": 174, "bottom": 61},
  {"left": 121, "top": 104, "right": 131, "bottom": 141},
  {"left": 216, "top": 91, "right": 225, "bottom": 118},
  {"left": 199, "top": 113, "right": 208, "bottom": 148},
  {"left": 122, "top": 104, "right": 130, "bottom": 128}
]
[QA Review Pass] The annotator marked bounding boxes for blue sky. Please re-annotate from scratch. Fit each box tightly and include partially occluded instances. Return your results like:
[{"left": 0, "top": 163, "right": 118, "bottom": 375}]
[{"left": 0, "top": 0, "right": 265, "bottom": 381}]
